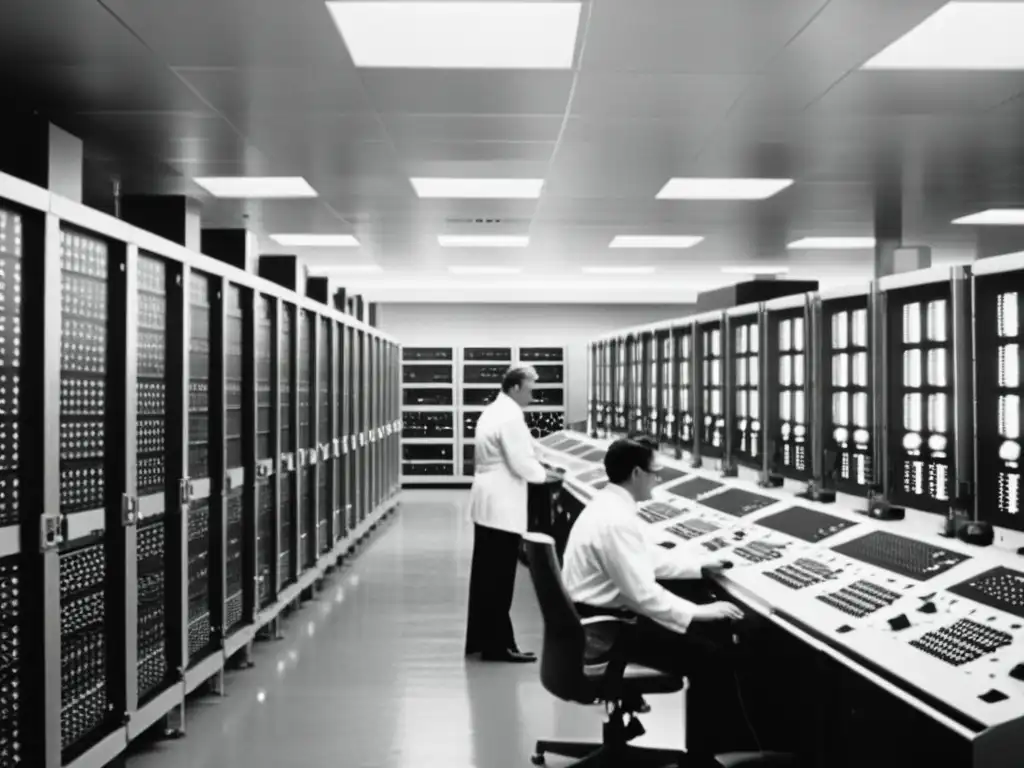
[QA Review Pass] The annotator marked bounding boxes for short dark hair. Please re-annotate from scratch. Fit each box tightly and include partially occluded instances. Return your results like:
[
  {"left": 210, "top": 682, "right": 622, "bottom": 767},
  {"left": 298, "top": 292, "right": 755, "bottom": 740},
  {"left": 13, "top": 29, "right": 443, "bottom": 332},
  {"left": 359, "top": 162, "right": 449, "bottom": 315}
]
[
  {"left": 501, "top": 366, "right": 537, "bottom": 393},
  {"left": 604, "top": 435, "right": 659, "bottom": 484}
]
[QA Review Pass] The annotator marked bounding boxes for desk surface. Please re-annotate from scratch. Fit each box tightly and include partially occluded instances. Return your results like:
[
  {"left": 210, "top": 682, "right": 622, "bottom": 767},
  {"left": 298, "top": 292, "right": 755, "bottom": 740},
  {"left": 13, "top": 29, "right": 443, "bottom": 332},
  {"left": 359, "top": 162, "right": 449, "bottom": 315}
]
[{"left": 537, "top": 430, "right": 1024, "bottom": 766}]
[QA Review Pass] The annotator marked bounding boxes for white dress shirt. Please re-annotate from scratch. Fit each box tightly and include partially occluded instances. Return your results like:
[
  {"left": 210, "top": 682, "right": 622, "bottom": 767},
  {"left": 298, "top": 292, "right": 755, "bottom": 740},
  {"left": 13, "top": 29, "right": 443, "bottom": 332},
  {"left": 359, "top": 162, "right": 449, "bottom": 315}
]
[
  {"left": 562, "top": 484, "right": 710, "bottom": 634},
  {"left": 466, "top": 392, "right": 548, "bottom": 535}
]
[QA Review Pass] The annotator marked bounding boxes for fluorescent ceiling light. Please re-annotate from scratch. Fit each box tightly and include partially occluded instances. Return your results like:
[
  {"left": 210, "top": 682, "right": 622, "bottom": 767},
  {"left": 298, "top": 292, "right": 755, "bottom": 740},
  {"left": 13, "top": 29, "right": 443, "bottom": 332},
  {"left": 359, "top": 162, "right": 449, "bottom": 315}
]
[
  {"left": 326, "top": 265, "right": 383, "bottom": 274},
  {"left": 609, "top": 235, "right": 704, "bottom": 249},
  {"left": 788, "top": 237, "right": 876, "bottom": 249},
  {"left": 862, "top": 3, "right": 1024, "bottom": 70},
  {"left": 448, "top": 266, "right": 522, "bottom": 275},
  {"left": 192, "top": 177, "right": 317, "bottom": 198},
  {"left": 953, "top": 209, "right": 1024, "bottom": 225},
  {"left": 656, "top": 178, "right": 793, "bottom": 200},
  {"left": 269, "top": 234, "right": 360, "bottom": 247},
  {"left": 326, "top": 2, "right": 582, "bottom": 69},
  {"left": 721, "top": 266, "right": 790, "bottom": 275},
  {"left": 438, "top": 235, "right": 529, "bottom": 248},
  {"left": 411, "top": 177, "right": 544, "bottom": 199},
  {"left": 582, "top": 266, "right": 656, "bottom": 275}
]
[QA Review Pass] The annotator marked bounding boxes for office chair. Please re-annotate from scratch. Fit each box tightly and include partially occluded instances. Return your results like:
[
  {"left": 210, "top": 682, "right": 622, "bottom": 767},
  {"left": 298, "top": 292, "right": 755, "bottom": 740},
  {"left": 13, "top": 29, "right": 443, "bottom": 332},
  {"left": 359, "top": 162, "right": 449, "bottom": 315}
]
[{"left": 523, "top": 533, "right": 795, "bottom": 768}]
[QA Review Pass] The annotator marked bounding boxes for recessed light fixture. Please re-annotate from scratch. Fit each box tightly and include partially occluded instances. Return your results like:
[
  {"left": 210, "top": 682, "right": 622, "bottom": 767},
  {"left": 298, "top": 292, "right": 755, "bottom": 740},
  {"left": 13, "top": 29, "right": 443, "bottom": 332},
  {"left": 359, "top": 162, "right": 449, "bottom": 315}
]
[
  {"left": 656, "top": 178, "right": 794, "bottom": 200},
  {"left": 721, "top": 266, "right": 790, "bottom": 275},
  {"left": 953, "top": 209, "right": 1024, "bottom": 225},
  {"left": 326, "top": 2, "right": 582, "bottom": 69},
  {"left": 608, "top": 235, "right": 704, "bottom": 249},
  {"left": 192, "top": 177, "right": 318, "bottom": 198},
  {"left": 787, "top": 237, "right": 876, "bottom": 249},
  {"left": 448, "top": 266, "right": 522, "bottom": 275},
  {"left": 270, "top": 234, "right": 360, "bottom": 247},
  {"left": 862, "top": 3, "right": 1024, "bottom": 70},
  {"left": 326, "top": 265, "right": 383, "bottom": 274},
  {"left": 582, "top": 266, "right": 656, "bottom": 275},
  {"left": 411, "top": 177, "right": 544, "bottom": 199},
  {"left": 438, "top": 235, "right": 530, "bottom": 248}
]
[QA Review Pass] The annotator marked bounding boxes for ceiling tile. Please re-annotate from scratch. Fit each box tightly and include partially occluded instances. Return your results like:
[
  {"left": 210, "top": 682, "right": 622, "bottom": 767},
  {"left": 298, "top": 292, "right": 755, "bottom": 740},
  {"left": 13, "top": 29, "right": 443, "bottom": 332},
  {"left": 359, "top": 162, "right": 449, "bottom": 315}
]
[
  {"left": 570, "top": 72, "right": 750, "bottom": 118},
  {"left": 582, "top": 0, "right": 829, "bottom": 74},
  {"left": 380, "top": 114, "right": 564, "bottom": 144},
  {"left": 358, "top": 71, "right": 573, "bottom": 115}
]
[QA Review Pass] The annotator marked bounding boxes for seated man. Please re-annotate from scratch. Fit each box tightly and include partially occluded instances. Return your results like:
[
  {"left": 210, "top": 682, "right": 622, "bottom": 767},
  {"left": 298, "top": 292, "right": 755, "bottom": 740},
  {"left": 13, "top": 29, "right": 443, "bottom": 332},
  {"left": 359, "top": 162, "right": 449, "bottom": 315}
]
[{"left": 562, "top": 436, "right": 754, "bottom": 755}]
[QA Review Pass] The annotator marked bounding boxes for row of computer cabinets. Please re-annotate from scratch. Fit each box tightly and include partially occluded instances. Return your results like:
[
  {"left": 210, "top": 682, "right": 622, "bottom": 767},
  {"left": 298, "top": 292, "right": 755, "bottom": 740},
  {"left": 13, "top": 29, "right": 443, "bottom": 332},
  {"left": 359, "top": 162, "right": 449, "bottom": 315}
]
[
  {"left": 587, "top": 261, "right": 1024, "bottom": 535},
  {"left": 0, "top": 172, "right": 402, "bottom": 768},
  {"left": 401, "top": 346, "right": 566, "bottom": 483}
]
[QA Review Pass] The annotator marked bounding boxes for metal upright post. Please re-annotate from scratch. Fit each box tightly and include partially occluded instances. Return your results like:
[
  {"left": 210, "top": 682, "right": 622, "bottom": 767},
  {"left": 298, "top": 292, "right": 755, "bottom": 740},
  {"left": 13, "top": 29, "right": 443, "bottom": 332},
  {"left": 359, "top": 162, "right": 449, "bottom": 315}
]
[
  {"left": 950, "top": 266, "right": 975, "bottom": 525},
  {"left": 120, "top": 243, "right": 141, "bottom": 721},
  {"left": 269, "top": 299, "right": 283, "bottom": 639},
  {"left": 240, "top": 287, "right": 257, "bottom": 660},
  {"left": 870, "top": 281, "right": 890, "bottom": 506},
  {"left": 721, "top": 313, "right": 737, "bottom": 477}
]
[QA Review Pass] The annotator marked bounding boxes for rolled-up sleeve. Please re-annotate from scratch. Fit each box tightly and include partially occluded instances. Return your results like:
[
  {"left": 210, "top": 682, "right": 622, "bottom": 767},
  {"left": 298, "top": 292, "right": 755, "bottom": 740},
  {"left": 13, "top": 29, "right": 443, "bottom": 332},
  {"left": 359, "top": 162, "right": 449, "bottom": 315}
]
[
  {"left": 500, "top": 417, "right": 548, "bottom": 484},
  {"left": 596, "top": 523, "right": 699, "bottom": 634}
]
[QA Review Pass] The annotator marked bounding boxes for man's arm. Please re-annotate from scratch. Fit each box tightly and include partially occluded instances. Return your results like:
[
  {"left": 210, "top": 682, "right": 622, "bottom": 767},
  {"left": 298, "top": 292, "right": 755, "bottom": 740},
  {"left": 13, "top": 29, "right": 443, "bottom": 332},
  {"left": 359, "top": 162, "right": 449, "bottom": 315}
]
[
  {"left": 650, "top": 540, "right": 719, "bottom": 580},
  {"left": 596, "top": 521, "right": 702, "bottom": 634},
  {"left": 499, "top": 416, "right": 548, "bottom": 484}
]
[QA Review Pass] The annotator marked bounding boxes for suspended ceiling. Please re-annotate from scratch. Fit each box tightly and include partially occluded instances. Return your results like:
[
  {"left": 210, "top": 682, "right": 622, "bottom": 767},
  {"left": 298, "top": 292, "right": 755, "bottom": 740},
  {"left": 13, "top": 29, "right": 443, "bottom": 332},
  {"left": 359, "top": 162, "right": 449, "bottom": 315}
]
[{"left": 2, "top": 0, "right": 1024, "bottom": 302}]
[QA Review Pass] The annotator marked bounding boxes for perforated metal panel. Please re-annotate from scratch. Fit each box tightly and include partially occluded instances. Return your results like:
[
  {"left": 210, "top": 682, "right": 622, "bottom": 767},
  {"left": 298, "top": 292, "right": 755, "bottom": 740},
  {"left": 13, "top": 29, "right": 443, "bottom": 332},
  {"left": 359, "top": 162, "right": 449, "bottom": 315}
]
[
  {"left": 299, "top": 311, "right": 315, "bottom": 567},
  {"left": 0, "top": 209, "right": 22, "bottom": 529},
  {"left": 225, "top": 285, "right": 244, "bottom": 470},
  {"left": 136, "top": 253, "right": 169, "bottom": 700},
  {"left": 823, "top": 296, "right": 873, "bottom": 493},
  {"left": 0, "top": 556, "right": 21, "bottom": 765},
  {"left": 525, "top": 411, "right": 565, "bottom": 440},
  {"left": 887, "top": 285, "right": 953, "bottom": 514},
  {"left": 187, "top": 273, "right": 212, "bottom": 661},
  {"left": 658, "top": 332, "right": 674, "bottom": 444},
  {"left": 60, "top": 229, "right": 108, "bottom": 518},
  {"left": 224, "top": 489, "right": 244, "bottom": 634},
  {"left": 732, "top": 318, "right": 760, "bottom": 466},
  {"left": 279, "top": 306, "right": 295, "bottom": 588},
  {"left": 136, "top": 520, "right": 167, "bottom": 699},
  {"left": 256, "top": 296, "right": 274, "bottom": 605},
  {"left": 318, "top": 318, "right": 330, "bottom": 553},
  {"left": 58, "top": 228, "right": 112, "bottom": 753},
  {"left": 59, "top": 542, "right": 110, "bottom": 751}
]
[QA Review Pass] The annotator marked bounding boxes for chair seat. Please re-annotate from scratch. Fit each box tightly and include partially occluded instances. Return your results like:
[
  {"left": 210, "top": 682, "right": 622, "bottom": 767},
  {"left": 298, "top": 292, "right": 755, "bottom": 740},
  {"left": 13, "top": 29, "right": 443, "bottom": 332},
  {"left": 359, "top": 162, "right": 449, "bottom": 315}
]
[{"left": 583, "top": 662, "right": 685, "bottom": 696}]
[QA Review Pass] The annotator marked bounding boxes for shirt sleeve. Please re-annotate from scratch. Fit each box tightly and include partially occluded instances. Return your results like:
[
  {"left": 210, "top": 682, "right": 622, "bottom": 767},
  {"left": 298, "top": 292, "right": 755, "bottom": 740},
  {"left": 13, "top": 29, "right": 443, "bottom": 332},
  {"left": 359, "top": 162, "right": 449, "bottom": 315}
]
[
  {"left": 499, "top": 415, "right": 548, "bottom": 484},
  {"left": 650, "top": 540, "right": 709, "bottom": 580},
  {"left": 596, "top": 520, "right": 700, "bottom": 634}
]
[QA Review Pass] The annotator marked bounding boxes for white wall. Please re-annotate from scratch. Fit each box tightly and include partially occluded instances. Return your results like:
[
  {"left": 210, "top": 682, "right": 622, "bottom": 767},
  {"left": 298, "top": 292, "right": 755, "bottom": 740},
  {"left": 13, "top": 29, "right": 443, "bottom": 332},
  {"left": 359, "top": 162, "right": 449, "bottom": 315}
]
[{"left": 377, "top": 303, "right": 695, "bottom": 424}]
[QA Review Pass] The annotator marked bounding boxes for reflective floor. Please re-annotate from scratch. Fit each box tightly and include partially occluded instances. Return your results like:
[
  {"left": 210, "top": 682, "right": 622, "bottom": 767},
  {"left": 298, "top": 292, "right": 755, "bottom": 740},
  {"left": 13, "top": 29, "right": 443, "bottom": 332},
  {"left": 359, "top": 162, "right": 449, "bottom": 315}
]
[{"left": 126, "top": 490, "right": 684, "bottom": 768}]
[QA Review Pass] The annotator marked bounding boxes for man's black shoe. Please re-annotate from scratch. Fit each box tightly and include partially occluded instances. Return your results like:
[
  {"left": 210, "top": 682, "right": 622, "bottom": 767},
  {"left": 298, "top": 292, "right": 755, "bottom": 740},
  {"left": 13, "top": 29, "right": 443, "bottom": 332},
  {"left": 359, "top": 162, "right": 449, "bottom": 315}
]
[{"left": 481, "top": 649, "right": 537, "bottom": 663}]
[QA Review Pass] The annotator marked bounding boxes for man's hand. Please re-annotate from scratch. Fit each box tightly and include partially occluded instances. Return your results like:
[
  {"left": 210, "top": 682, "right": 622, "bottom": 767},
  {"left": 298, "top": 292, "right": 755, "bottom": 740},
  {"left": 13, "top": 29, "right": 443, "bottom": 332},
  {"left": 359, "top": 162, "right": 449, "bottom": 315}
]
[{"left": 693, "top": 601, "right": 745, "bottom": 622}]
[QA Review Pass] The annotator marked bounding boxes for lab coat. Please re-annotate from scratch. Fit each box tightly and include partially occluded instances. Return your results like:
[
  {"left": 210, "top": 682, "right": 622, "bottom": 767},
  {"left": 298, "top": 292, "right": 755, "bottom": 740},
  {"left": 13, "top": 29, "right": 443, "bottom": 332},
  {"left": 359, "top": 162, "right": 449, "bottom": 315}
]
[
  {"left": 467, "top": 392, "right": 548, "bottom": 535},
  {"left": 562, "top": 484, "right": 712, "bottom": 634}
]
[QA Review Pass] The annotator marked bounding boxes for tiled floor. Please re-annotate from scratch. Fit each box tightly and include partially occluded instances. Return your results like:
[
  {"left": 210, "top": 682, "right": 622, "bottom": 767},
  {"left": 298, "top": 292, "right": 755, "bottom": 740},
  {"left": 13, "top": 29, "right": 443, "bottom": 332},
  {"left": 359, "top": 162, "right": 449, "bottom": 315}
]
[{"left": 125, "top": 489, "right": 685, "bottom": 768}]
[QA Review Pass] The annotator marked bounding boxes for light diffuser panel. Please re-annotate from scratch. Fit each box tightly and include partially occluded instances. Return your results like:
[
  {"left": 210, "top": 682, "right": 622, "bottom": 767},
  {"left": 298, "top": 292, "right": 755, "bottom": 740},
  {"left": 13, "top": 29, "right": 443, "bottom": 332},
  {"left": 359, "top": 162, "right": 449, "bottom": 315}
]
[
  {"left": 193, "top": 177, "right": 318, "bottom": 198},
  {"left": 411, "top": 177, "right": 544, "bottom": 199},
  {"left": 609, "top": 235, "right": 704, "bottom": 249},
  {"left": 953, "top": 209, "right": 1024, "bottom": 225},
  {"left": 788, "top": 237, "right": 876, "bottom": 249},
  {"left": 438, "top": 235, "right": 529, "bottom": 248},
  {"left": 862, "top": 3, "right": 1024, "bottom": 70},
  {"left": 270, "top": 234, "right": 360, "bottom": 246},
  {"left": 449, "top": 266, "right": 523, "bottom": 275},
  {"left": 656, "top": 178, "right": 793, "bottom": 200},
  {"left": 327, "top": 2, "right": 582, "bottom": 69}
]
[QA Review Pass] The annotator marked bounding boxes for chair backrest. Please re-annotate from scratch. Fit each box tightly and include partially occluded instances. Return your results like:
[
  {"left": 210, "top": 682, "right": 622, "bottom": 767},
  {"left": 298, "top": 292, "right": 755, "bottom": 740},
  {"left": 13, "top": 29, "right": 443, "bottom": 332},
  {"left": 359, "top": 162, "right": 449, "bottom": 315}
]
[{"left": 523, "top": 532, "right": 590, "bottom": 704}]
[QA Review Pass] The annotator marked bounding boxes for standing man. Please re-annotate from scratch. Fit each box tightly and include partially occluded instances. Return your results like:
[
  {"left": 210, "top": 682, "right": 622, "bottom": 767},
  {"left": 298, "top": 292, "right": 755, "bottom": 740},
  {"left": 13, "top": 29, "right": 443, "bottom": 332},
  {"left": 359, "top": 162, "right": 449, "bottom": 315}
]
[{"left": 465, "top": 366, "right": 559, "bottom": 663}]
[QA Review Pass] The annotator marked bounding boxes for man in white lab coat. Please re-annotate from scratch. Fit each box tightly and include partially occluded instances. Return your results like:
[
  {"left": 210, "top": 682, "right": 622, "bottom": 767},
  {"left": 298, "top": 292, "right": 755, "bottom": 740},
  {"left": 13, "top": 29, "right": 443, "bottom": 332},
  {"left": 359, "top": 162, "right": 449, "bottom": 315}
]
[
  {"left": 562, "top": 436, "right": 758, "bottom": 755},
  {"left": 464, "top": 366, "right": 561, "bottom": 663}
]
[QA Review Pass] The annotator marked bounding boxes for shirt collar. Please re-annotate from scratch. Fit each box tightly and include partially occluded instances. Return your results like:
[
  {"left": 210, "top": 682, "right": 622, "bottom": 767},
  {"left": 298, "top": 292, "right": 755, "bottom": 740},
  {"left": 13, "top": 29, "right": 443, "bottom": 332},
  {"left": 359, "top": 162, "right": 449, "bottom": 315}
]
[{"left": 603, "top": 483, "right": 637, "bottom": 509}]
